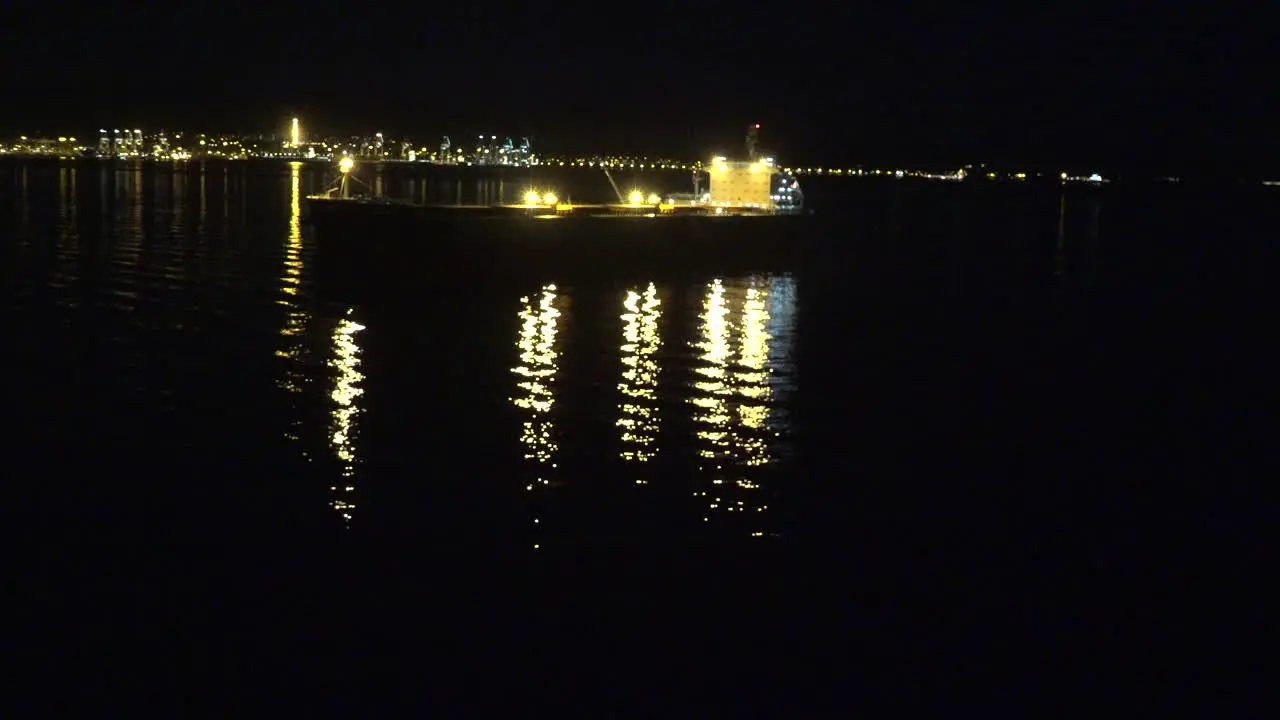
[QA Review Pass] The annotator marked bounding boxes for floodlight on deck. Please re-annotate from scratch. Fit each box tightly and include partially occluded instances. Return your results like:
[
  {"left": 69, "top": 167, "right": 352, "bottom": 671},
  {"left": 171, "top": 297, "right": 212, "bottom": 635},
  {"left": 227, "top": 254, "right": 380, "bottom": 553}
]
[
  {"left": 628, "top": 190, "right": 644, "bottom": 204},
  {"left": 524, "top": 190, "right": 541, "bottom": 205},
  {"left": 646, "top": 193, "right": 660, "bottom": 204},
  {"left": 542, "top": 192, "right": 558, "bottom": 206},
  {"left": 338, "top": 157, "right": 354, "bottom": 173}
]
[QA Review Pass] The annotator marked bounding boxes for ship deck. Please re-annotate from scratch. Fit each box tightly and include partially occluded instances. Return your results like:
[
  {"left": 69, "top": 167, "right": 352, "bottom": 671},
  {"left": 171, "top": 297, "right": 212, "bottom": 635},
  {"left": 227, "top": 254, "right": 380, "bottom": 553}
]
[
  {"left": 305, "top": 196, "right": 792, "bottom": 219},
  {"left": 306, "top": 196, "right": 812, "bottom": 300}
]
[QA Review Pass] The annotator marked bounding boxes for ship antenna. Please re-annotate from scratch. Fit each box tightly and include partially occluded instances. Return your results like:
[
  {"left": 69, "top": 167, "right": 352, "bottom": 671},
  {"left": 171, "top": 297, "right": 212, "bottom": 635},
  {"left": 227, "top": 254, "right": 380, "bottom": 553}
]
[{"left": 747, "top": 123, "right": 760, "bottom": 161}]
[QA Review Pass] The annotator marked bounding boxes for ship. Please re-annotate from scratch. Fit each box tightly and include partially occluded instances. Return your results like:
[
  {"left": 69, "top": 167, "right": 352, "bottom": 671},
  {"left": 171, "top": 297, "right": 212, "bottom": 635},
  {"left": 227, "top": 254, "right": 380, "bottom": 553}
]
[
  {"left": 306, "top": 124, "right": 806, "bottom": 223},
  {"left": 305, "top": 126, "right": 812, "bottom": 292}
]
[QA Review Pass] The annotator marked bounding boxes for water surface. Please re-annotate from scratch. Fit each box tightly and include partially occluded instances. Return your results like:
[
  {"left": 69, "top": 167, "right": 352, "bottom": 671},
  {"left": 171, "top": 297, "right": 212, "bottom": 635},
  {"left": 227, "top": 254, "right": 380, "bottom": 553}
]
[{"left": 5, "top": 159, "right": 1267, "bottom": 708}]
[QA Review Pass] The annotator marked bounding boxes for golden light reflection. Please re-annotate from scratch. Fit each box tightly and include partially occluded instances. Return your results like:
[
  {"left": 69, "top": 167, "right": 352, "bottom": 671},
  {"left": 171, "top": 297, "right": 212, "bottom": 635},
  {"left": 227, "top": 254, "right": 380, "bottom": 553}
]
[
  {"left": 736, "top": 286, "right": 772, "bottom": 442},
  {"left": 278, "top": 163, "right": 311, "bottom": 416},
  {"left": 510, "top": 284, "right": 562, "bottom": 550},
  {"left": 617, "top": 283, "right": 662, "bottom": 480},
  {"left": 689, "top": 277, "right": 778, "bottom": 537},
  {"left": 279, "top": 164, "right": 304, "bottom": 302},
  {"left": 329, "top": 310, "right": 365, "bottom": 526}
]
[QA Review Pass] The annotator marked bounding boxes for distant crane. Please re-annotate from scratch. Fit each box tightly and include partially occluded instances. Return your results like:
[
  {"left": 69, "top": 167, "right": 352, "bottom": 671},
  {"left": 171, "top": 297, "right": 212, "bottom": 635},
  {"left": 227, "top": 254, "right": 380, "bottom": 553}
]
[{"left": 602, "top": 168, "right": 625, "bottom": 203}]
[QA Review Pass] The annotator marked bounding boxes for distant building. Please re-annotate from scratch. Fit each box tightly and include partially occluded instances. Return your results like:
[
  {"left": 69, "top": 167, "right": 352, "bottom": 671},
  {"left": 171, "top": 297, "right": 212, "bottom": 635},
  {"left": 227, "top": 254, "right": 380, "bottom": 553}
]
[{"left": 11, "top": 135, "right": 82, "bottom": 155}]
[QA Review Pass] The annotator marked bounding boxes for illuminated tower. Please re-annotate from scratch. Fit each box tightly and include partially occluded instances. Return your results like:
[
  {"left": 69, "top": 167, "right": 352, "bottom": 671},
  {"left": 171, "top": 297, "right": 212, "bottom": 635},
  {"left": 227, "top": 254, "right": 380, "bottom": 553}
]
[
  {"left": 291, "top": 117, "right": 301, "bottom": 147},
  {"left": 374, "top": 132, "right": 383, "bottom": 156},
  {"left": 132, "top": 129, "right": 143, "bottom": 157},
  {"left": 113, "top": 129, "right": 124, "bottom": 157},
  {"left": 98, "top": 129, "right": 110, "bottom": 157}
]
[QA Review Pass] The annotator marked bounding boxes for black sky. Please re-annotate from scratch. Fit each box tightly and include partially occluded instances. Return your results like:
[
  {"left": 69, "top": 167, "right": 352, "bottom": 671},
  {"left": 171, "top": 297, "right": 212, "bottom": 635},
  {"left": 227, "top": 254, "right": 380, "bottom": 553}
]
[{"left": 2, "top": 0, "right": 1276, "bottom": 173}]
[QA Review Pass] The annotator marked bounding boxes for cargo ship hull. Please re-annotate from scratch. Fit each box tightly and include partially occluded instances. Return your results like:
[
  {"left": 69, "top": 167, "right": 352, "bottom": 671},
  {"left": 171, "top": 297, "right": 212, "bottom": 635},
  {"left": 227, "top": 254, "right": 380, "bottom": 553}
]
[{"left": 304, "top": 197, "right": 813, "bottom": 297}]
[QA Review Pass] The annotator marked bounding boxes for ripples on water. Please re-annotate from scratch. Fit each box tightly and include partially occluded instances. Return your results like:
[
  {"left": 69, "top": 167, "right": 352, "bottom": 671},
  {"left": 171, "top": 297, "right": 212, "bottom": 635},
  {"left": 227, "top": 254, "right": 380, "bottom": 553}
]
[
  {"left": 4, "top": 159, "right": 802, "bottom": 552},
  {"left": 8, "top": 159, "right": 1272, "bottom": 707},
  {"left": 6, "top": 160, "right": 1266, "bottom": 556}
]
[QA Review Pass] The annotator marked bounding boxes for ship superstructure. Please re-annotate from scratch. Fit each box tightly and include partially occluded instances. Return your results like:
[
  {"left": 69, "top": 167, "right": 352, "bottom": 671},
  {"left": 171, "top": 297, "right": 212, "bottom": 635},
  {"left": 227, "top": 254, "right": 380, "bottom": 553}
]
[
  {"left": 699, "top": 124, "right": 803, "bottom": 211},
  {"left": 707, "top": 156, "right": 775, "bottom": 208}
]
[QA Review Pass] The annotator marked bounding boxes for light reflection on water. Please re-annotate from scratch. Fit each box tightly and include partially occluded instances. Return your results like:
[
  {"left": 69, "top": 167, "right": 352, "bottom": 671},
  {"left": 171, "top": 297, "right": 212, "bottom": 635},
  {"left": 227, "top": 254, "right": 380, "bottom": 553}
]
[
  {"left": 278, "top": 160, "right": 314, "bottom": 470},
  {"left": 277, "top": 163, "right": 308, "bottom": 383},
  {"left": 498, "top": 276, "right": 796, "bottom": 548},
  {"left": 690, "top": 276, "right": 793, "bottom": 538},
  {"left": 276, "top": 161, "right": 356, "bottom": 528},
  {"left": 510, "top": 283, "right": 563, "bottom": 550},
  {"left": 9, "top": 160, "right": 1228, "bottom": 567},
  {"left": 279, "top": 163, "right": 304, "bottom": 307},
  {"left": 329, "top": 309, "right": 365, "bottom": 526},
  {"left": 617, "top": 282, "right": 662, "bottom": 479},
  {"left": 1, "top": 160, "right": 803, "bottom": 548}
]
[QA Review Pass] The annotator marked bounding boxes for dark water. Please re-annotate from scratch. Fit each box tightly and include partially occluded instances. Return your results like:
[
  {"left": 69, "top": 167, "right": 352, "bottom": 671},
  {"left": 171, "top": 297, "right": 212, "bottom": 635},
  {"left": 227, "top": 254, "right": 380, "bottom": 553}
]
[{"left": 4, "top": 160, "right": 1269, "bottom": 710}]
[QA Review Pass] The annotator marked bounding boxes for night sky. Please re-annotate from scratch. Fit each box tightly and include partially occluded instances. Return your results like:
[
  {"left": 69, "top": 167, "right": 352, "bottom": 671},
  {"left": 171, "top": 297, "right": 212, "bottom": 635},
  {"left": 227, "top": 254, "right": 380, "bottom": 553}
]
[{"left": 3, "top": 1, "right": 1276, "bottom": 173}]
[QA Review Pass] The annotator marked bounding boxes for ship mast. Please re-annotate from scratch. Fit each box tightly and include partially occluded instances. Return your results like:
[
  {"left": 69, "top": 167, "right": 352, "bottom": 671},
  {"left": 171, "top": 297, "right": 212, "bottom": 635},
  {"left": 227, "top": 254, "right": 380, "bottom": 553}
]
[{"left": 746, "top": 123, "right": 760, "bottom": 161}]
